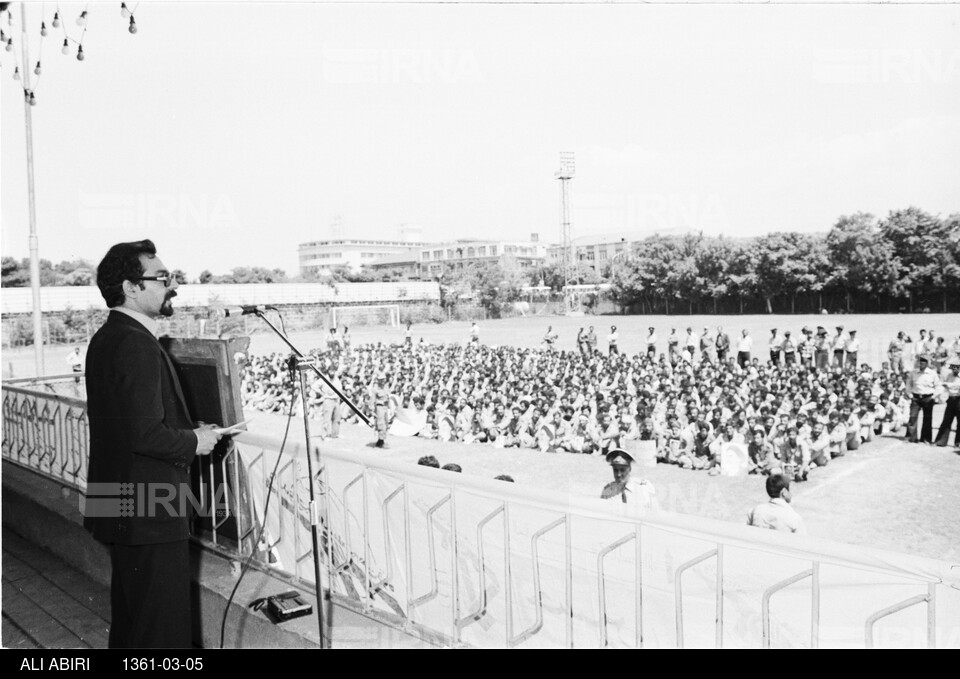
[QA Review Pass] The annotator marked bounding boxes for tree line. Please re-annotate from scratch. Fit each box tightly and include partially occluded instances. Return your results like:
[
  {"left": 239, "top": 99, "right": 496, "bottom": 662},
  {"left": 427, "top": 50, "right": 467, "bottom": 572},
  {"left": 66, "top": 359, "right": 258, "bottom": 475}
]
[{"left": 606, "top": 207, "right": 959, "bottom": 315}]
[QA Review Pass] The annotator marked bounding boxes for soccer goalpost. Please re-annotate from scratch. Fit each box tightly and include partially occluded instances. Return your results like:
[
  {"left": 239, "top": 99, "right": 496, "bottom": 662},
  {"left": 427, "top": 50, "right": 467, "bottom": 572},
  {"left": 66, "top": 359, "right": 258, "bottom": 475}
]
[{"left": 329, "top": 304, "right": 401, "bottom": 329}]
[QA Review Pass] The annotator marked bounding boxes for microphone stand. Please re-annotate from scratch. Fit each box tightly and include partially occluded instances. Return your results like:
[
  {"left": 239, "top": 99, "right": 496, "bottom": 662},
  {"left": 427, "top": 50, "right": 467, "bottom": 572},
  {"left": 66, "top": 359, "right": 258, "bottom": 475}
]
[{"left": 252, "top": 309, "right": 371, "bottom": 649}]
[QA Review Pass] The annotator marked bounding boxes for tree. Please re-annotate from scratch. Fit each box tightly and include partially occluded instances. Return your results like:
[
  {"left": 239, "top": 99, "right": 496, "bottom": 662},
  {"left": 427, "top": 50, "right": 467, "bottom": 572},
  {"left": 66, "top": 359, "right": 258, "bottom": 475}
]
[
  {"left": 938, "top": 213, "right": 960, "bottom": 312},
  {"left": 474, "top": 258, "right": 527, "bottom": 316},
  {"left": 198, "top": 270, "right": 213, "bottom": 284},
  {"left": 826, "top": 213, "right": 901, "bottom": 312},
  {"left": 2, "top": 257, "right": 29, "bottom": 287},
  {"left": 752, "top": 232, "right": 821, "bottom": 313},
  {"left": 880, "top": 207, "right": 950, "bottom": 311},
  {"left": 212, "top": 266, "right": 287, "bottom": 284}
]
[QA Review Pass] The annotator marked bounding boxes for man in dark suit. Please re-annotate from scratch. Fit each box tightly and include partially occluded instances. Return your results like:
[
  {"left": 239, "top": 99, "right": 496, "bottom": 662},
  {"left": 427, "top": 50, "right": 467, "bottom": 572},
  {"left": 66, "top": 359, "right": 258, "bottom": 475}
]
[{"left": 84, "top": 240, "right": 221, "bottom": 648}]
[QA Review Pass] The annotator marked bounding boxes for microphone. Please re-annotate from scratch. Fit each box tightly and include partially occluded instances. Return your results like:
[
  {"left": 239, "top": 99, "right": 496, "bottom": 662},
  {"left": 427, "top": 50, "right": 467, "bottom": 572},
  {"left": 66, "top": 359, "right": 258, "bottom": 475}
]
[{"left": 218, "top": 305, "right": 269, "bottom": 317}]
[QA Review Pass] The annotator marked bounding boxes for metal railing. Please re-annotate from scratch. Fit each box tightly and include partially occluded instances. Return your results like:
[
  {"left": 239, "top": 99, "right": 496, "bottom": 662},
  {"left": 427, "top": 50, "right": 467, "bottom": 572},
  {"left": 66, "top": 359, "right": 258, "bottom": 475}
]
[
  {"left": 2, "top": 379, "right": 89, "bottom": 490},
  {"left": 762, "top": 564, "right": 820, "bottom": 649},
  {"left": 3, "top": 380, "right": 957, "bottom": 648}
]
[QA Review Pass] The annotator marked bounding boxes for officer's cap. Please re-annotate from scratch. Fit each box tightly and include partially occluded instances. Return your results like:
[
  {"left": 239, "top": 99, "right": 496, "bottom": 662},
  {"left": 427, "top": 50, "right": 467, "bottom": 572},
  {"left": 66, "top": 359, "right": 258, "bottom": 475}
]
[{"left": 605, "top": 448, "right": 635, "bottom": 467}]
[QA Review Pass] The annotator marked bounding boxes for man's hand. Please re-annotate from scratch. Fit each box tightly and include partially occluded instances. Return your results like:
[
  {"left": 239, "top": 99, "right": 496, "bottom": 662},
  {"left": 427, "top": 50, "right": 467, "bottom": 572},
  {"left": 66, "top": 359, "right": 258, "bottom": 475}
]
[
  {"left": 194, "top": 423, "right": 223, "bottom": 456},
  {"left": 601, "top": 481, "right": 626, "bottom": 499}
]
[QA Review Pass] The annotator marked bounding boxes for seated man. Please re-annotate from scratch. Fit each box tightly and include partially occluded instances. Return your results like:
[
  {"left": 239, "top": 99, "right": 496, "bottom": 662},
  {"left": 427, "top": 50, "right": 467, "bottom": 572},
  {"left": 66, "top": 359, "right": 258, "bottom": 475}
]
[
  {"left": 827, "top": 411, "right": 847, "bottom": 458},
  {"left": 747, "top": 428, "right": 776, "bottom": 475},
  {"left": 803, "top": 420, "right": 831, "bottom": 469},
  {"left": 746, "top": 474, "right": 807, "bottom": 535},
  {"left": 778, "top": 426, "right": 810, "bottom": 482}
]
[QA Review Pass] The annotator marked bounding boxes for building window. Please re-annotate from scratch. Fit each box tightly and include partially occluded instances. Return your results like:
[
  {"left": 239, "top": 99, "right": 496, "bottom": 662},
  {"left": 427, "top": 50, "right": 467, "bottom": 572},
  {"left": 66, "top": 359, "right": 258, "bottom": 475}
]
[
  {"left": 599, "top": 250, "right": 608, "bottom": 261},
  {"left": 423, "top": 252, "right": 431, "bottom": 261},
  {"left": 490, "top": 246, "right": 497, "bottom": 256},
  {"left": 434, "top": 250, "right": 443, "bottom": 260},
  {"left": 478, "top": 246, "right": 486, "bottom": 256},
  {"left": 446, "top": 249, "right": 454, "bottom": 259},
  {"left": 467, "top": 247, "right": 476, "bottom": 257}
]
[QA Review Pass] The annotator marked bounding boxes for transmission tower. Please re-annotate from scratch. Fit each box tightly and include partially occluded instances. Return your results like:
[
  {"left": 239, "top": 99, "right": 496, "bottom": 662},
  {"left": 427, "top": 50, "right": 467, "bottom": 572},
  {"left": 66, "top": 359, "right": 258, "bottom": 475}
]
[{"left": 555, "top": 151, "right": 576, "bottom": 313}]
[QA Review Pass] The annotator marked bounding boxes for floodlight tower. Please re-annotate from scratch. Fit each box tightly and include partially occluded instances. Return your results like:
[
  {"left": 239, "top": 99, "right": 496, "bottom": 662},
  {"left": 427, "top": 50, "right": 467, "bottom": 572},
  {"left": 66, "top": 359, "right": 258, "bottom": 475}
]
[{"left": 555, "top": 152, "right": 576, "bottom": 313}]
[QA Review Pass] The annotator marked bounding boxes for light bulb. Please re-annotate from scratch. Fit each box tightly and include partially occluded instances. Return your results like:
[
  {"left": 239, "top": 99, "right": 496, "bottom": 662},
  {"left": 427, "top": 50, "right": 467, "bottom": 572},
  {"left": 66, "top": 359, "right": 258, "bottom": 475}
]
[
  {"left": 62, "top": 38, "right": 69, "bottom": 55},
  {"left": 34, "top": 61, "right": 41, "bottom": 76},
  {"left": 128, "top": 16, "right": 137, "bottom": 34},
  {"left": 41, "top": 22, "right": 47, "bottom": 37},
  {"left": 77, "top": 45, "right": 85, "bottom": 61},
  {"left": 77, "top": 11, "right": 88, "bottom": 27},
  {"left": 52, "top": 12, "right": 60, "bottom": 28},
  {"left": 29, "top": 92, "right": 36, "bottom": 106},
  {"left": 121, "top": 3, "right": 131, "bottom": 19},
  {"left": 13, "top": 66, "right": 19, "bottom": 80}
]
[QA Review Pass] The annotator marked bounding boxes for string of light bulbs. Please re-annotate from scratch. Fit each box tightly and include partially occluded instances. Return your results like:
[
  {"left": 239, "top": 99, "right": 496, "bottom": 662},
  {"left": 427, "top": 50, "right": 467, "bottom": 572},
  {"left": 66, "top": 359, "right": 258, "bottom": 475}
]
[{"left": 1, "top": 2, "right": 140, "bottom": 105}]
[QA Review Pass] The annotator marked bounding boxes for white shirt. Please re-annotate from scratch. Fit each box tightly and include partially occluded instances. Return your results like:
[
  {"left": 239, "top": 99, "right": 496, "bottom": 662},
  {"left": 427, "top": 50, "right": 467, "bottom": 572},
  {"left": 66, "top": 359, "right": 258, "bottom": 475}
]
[
  {"left": 737, "top": 335, "right": 753, "bottom": 353},
  {"left": 605, "top": 478, "right": 659, "bottom": 511},
  {"left": 908, "top": 367, "right": 941, "bottom": 396},
  {"left": 942, "top": 373, "right": 960, "bottom": 398},
  {"left": 747, "top": 498, "right": 806, "bottom": 535}
]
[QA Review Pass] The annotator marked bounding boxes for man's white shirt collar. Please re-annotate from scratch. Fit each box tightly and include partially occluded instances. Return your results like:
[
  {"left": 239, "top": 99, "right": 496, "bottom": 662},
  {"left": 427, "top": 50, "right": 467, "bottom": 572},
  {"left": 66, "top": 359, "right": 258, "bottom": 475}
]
[{"left": 114, "top": 306, "right": 160, "bottom": 337}]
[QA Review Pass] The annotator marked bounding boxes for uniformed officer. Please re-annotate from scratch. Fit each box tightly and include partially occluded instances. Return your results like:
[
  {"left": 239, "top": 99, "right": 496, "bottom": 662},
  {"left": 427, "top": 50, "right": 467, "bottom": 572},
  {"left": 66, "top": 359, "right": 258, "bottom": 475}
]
[
  {"left": 370, "top": 374, "right": 392, "bottom": 448},
  {"left": 906, "top": 355, "right": 942, "bottom": 444},
  {"left": 935, "top": 359, "right": 960, "bottom": 448},
  {"left": 319, "top": 367, "right": 343, "bottom": 439},
  {"left": 600, "top": 448, "right": 658, "bottom": 510}
]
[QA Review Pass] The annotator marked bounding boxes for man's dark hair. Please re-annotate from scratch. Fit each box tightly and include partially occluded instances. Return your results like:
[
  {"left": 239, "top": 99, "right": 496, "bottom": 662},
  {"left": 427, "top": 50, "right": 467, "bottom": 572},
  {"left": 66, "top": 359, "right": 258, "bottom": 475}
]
[
  {"left": 766, "top": 474, "right": 790, "bottom": 499},
  {"left": 96, "top": 239, "right": 157, "bottom": 308},
  {"left": 494, "top": 474, "right": 515, "bottom": 483},
  {"left": 441, "top": 463, "right": 462, "bottom": 473},
  {"left": 417, "top": 455, "right": 440, "bottom": 468}
]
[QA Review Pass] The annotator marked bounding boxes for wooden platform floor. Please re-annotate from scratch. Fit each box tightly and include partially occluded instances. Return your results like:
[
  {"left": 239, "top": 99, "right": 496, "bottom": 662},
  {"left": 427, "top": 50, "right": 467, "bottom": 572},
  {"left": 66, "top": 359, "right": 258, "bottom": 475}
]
[{"left": 2, "top": 525, "right": 110, "bottom": 650}]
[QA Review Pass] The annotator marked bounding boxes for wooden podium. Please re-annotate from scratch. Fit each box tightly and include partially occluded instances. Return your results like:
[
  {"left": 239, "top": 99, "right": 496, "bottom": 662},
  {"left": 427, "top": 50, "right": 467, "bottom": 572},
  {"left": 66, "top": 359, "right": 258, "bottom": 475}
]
[{"left": 159, "top": 336, "right": 256, "bottom": 552}]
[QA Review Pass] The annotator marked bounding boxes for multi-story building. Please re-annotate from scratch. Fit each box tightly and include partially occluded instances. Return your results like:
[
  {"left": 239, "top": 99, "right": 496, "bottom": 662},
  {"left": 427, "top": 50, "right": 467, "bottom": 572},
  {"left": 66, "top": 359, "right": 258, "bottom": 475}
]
[
  {"left": 298, "top": 238, "right": 423, "bottom": 275},
  {"left": 548, "top": 229, "right": 695, "bottom": 271},
  {"left": 547, "top": 232, "right": 633, "bottom": 270},
  {"left": 417, "top": 237, "right": 549, "bottom": 278}
]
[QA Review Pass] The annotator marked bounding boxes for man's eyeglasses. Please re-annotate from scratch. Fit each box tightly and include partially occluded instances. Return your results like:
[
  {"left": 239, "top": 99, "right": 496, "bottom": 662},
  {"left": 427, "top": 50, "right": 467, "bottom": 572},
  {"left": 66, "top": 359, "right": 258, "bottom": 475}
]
[{"left": 139, "top": 274, "right": 174, "bottom": 287}]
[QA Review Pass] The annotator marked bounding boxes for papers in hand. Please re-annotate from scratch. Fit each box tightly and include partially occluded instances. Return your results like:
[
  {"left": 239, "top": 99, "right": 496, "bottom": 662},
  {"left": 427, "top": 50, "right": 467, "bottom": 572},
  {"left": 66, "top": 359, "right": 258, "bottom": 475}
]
[{"left": 213, "top": 419, "right": 252, "bottom": 435}]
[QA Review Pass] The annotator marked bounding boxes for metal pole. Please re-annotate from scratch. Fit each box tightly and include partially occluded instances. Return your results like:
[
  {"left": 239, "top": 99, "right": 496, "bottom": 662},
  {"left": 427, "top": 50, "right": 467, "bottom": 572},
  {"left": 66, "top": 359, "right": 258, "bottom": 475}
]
[
  {"left": 298, "top": 365, "right": 326, "bottom": 649},
  {"left": 20, "top": 3, "right": 44, "bottom": 376},
  {"left": 564, "top": 514, "right": 573, "bottom": 649}
]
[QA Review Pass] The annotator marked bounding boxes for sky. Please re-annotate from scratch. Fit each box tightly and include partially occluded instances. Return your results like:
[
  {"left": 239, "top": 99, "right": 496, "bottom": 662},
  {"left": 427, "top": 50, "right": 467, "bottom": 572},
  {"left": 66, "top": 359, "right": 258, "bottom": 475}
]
[{"left": 2, "top": 1, "right": 959, "bottom": 279}]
